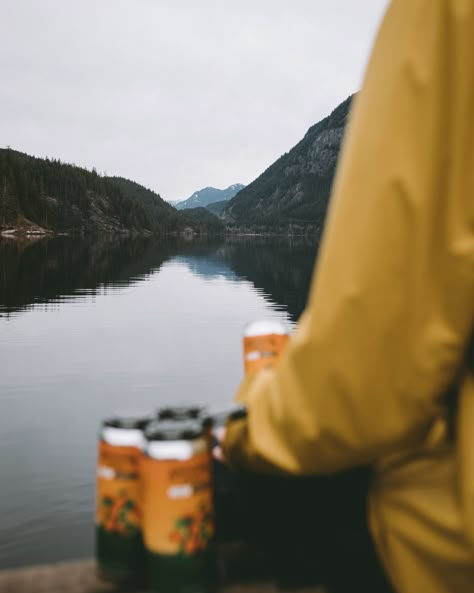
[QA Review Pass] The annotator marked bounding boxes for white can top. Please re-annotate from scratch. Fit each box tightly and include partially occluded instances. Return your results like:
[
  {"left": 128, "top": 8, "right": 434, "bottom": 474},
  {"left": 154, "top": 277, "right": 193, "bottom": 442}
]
[
  {"left": 101, "top": 426, "right": 146, "bottom": 450},
  {"left": 146, "top": 436, "right": 208, "bottom": 461},
  {"left": 243, "top": 319, "right": 289, "bottom": 337}
]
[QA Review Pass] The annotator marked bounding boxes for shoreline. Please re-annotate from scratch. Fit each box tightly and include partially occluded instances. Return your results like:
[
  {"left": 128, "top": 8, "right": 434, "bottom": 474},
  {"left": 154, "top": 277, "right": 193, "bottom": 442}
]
[{"left": 0, "top": 228, "right": 316, "bottom": 241}]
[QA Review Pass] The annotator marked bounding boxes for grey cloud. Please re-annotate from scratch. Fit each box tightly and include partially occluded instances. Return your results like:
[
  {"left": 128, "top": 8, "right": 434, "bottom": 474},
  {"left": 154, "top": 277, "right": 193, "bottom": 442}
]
[{"left": 1, "top": 0, "right": 389, "bottom": 200}]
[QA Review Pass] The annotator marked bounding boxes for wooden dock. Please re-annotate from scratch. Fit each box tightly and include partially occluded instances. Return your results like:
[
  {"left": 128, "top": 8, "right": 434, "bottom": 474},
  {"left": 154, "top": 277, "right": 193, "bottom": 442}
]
[{"left": 0, "top": 559, "right": 325, "bottom": 593}]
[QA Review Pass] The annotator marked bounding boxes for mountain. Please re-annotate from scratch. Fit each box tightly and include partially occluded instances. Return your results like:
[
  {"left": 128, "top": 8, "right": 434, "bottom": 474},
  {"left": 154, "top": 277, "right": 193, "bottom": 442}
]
[
  {"left": 177, "top": 184, "right": 245, "bottom": 210},
  {"left": 206, "top": 200, "right": 229, "bottom": 216},
  {"left": 177, "top": 207, "right": 224, "bottom": 235},
  {"left": 223, "top": 96, "right": 354, "bottom": 234},
  {"left": 107, "top": 177, "right": 224, "bottom": 234},
  {"left": 0, "top": 149, "right": 154, "bottom": 235},
  {"left": 0, "top": 149, "right": 223, "bottom": 235},
  {"left": 105, "top": 177, "right": 185, "bottom": 234}
]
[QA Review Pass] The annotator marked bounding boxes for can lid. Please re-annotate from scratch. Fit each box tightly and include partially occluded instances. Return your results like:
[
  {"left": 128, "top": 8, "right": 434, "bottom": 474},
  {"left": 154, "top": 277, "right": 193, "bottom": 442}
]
[
  {"left": 102, "top": 411, "right": 153, "bottom": 431},
  {"left": 145, "top": 419, "right": 203, "bottom": 441},
  {"left": 243, "top": 319, "right": 289, "bottom": 338},
  {"left": 202, "top": 403, "right": 247, "bottom": 429},
  {"left": 157, "top": 405, "right": 203, "bottom": 421}
]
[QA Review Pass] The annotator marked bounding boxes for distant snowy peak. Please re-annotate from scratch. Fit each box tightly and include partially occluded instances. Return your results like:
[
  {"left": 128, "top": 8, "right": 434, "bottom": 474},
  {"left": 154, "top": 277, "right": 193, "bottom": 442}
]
[{"left": 176, "top": 183, "right": 245, "bottom": 210}]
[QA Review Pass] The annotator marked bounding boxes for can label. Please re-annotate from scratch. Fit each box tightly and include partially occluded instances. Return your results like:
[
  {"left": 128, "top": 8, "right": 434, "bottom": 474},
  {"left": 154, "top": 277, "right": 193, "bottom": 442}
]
[
  {"left": 243, "top": 332, "right": 289, "bottom": 374},
  {"left": 96, "top": 440, "right": 142, "bottom": 536},
  {"left": 142, "top": 450, "right": 213, "bottom": 556}
]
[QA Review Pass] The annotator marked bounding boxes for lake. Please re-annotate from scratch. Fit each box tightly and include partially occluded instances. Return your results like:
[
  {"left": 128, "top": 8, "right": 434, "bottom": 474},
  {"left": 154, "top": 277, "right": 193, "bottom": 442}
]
[{"left": 0, "top": 235, "right": 317, "bottom": 570}]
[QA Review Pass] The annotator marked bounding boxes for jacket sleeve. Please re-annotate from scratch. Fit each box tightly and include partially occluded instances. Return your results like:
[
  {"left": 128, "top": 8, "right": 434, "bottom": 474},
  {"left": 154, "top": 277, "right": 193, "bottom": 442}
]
[{"left": 224, "top": 0, "right": 474, "bottom": 475}]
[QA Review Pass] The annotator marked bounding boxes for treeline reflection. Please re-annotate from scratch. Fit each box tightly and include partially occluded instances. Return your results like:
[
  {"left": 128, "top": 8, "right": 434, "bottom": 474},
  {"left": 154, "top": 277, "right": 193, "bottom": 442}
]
[{"left": 0, "top": 235, "right": 318, "bottom": 321}]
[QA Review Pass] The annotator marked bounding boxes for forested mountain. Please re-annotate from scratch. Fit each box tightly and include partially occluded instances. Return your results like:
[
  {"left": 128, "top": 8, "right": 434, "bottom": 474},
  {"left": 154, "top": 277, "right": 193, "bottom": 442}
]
[
  {"left": 206, "top": 200, "right": 229, "bottom": 216},
  {"left": 224, "top": 95, "right": 354, "bottom": 234},
  {"left": 0, "top": 149, "right": 222, "bottom": 235},
  {"left": 106, "top": 177, "right": 225, "bottom": 233},
  {"left": 105, "top": 176, "right": 188, "bottom": 234},
  {"left": 0, "top": 149, "right": 153, "bottom": 234},
  {"left": 177, "top": 184, "right": 245, "bottom": 210},
  {"left": 179, "top": 207, "right": 224, "bottom": 234}
]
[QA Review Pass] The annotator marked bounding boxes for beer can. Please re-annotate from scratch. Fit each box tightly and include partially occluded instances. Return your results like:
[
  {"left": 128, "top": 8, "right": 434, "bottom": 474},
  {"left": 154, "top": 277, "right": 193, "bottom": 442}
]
[
  {"left": 95, "top": 412, "right": 151, "bottom": 584},
  {"left": 158, "top": 405, "right": 203, "bottom": 421},
  {"left": 243, "top": 319, "right": 290, "bottom": 374},
  {"left": 142, "top": 419, "right": 215, "bottom": 593}
]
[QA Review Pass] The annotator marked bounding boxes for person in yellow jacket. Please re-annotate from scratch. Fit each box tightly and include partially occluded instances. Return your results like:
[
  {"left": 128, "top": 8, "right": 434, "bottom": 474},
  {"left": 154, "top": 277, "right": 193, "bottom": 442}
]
[{"left": 223, "top": 1, "right": 474, "bottom": 592}]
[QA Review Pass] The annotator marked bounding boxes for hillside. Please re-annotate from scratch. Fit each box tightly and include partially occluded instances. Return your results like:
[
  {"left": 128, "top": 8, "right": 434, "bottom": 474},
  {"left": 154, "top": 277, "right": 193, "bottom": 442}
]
[
  {"left": 177, "top": 184, "right": 245, "bottom": 210},
  {"left": 178, "top": 207, "right": 224, "bottom": 234},
  {"left": 0, "top": 150, "right": 222, "bottom": 235},
  {"left": 0, "top": 149, "right": 153, "bottom": 234},
  {"left": 224, "top": 95, "right": 354, "bottom": 234},
  {"left": 105, "top": 177, "right": 186, "bottom": 234},
  {"left": 206, "top": 200, "right": 229, "bottom": 216}
]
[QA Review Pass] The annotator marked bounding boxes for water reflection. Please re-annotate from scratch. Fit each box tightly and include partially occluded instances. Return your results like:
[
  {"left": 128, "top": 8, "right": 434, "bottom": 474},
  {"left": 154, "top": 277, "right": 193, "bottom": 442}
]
[
  {"left": 0, "top": 235, "right": 318, "bottom": 570},
  {"left": 0, "top": 236, "right": 173, "bottom": 315},
  {"left": 0, "top": 235, "right": 317, "bottom": 321}
]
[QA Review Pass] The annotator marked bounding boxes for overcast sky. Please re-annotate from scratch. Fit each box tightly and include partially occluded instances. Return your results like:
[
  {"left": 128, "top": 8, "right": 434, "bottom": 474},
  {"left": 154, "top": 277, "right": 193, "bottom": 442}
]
[{"left": 1, "top": 0, "right": 389, "bottom": 202}]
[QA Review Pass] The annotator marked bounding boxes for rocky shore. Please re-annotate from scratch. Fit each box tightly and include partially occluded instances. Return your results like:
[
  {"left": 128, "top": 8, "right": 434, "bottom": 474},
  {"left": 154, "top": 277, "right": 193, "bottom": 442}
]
[{"left": 0, "top": 221, "right": 53, "bottom": 239}]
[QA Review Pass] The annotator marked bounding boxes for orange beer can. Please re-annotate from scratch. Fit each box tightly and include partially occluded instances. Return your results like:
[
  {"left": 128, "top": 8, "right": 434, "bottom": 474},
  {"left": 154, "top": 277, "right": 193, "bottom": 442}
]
[
  {"left": 142, "top": 419, "right": 215, "bottom": 593},
  {"left": 95, "top": 413, "right": 152, "bottom": 584},
  {"left": 243, "top": 319, "right": 290, "bottom": 374}
]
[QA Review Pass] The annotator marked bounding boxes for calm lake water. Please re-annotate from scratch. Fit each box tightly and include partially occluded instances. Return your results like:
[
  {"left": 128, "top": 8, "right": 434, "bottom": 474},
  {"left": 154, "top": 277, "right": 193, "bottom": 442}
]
[{"left": 0, "top": 235, "right": 317, "bottom": 570}]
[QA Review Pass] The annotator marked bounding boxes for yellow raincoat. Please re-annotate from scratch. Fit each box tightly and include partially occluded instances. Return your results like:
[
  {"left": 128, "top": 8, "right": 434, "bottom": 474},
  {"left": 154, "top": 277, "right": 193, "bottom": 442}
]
[{"left": 223, "top": 1, "right": 474, "bottom": 592}]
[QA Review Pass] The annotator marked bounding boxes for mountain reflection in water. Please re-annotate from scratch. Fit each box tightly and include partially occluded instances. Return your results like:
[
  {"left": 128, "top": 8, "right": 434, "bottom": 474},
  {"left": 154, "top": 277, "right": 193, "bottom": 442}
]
[{"left": 0, "top": 235, "right": 317, "bottom": 322}]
